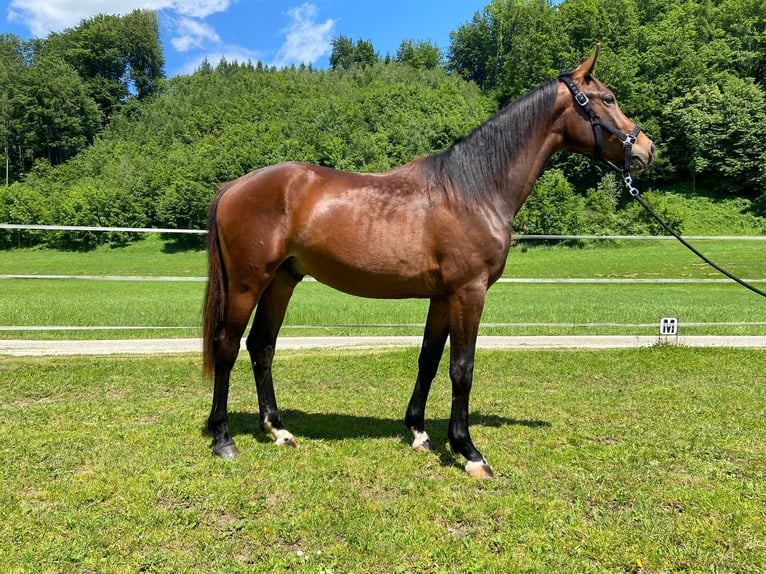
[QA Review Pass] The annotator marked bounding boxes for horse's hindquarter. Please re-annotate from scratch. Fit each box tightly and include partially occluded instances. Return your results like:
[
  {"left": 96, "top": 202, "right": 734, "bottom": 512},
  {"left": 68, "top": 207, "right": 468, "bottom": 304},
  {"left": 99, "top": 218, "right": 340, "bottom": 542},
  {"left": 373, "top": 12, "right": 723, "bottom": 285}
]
[{"left": 217, "top": 162, "right": 510, "bottom": 299}]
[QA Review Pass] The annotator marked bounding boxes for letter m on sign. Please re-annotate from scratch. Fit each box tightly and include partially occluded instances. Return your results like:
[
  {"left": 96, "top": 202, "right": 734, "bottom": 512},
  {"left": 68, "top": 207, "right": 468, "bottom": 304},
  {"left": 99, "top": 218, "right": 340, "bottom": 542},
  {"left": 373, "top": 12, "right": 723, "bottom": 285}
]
[{"left": 659, "top": 317, "right": 678, "bottom": 336}]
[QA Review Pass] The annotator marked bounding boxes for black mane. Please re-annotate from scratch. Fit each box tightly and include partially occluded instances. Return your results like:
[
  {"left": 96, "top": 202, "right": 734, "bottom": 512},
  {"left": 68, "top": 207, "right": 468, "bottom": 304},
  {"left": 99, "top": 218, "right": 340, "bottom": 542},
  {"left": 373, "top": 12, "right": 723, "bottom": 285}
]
[{"left": 422, "top": 79, "right": 559, "bottom": 205}]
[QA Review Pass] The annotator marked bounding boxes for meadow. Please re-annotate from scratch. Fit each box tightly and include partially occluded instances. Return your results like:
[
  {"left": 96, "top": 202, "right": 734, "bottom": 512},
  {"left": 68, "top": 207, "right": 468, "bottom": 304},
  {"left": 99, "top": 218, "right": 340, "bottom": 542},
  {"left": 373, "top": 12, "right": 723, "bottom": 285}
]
[
  {"left": 1, "top": 236, "right": 765, "bottom": 339},
  {"left": 1, "top": 347, "right": 764, "bottom": 572}
]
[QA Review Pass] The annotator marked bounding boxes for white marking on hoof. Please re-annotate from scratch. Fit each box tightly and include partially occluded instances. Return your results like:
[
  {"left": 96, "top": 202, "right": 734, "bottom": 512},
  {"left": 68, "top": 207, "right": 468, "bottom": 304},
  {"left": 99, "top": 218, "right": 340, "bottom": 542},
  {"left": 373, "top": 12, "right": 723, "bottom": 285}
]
[
  {"left": 263, "top": 420, "right": 298, "bottom": 447},
  {"left": 411, "top": 430, "right": 433, "bottom": 452},
  {"left": 273, "top": 428, "right": 298, "bottom": 447},
  {"left": 465, "top": 459, "right": 494, "bottom": 478}
]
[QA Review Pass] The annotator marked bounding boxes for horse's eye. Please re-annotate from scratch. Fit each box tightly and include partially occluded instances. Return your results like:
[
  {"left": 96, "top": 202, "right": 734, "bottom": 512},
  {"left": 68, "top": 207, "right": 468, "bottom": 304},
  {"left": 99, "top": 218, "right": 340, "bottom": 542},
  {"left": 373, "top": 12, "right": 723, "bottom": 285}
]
[{"left": 604, "top": 95, "right": 616, "bottom": 105}]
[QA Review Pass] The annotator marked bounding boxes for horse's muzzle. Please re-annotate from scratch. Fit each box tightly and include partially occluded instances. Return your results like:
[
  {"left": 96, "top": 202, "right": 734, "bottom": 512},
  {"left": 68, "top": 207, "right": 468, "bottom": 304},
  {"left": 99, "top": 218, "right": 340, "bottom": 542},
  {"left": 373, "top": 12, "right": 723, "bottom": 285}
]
[{"left": 630, "top": 143, "right": 656, "bottom": 173}]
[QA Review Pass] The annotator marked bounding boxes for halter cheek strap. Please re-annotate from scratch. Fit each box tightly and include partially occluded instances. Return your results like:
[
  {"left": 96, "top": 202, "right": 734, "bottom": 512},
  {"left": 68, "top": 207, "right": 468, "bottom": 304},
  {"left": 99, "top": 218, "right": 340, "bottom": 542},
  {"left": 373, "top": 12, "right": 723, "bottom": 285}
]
[{"left": 558, "top": 74, "right": 642, "bottom": 175}]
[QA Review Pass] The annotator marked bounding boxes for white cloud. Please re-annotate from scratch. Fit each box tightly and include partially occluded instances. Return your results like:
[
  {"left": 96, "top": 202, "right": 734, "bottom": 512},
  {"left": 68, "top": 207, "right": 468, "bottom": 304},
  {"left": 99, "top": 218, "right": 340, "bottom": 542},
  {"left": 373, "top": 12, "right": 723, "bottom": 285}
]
[
  {"left": 171, "top": 0, "right": 232, "bottom": 19},
  {"left": 272, "top": 3, "right": 335, "bottom": 68},
  {"left": 171, "top": 17, "right": 220, "bottom": 52},
  {"left": 8, "top": 0, "right": 232, "bottom": 37}
]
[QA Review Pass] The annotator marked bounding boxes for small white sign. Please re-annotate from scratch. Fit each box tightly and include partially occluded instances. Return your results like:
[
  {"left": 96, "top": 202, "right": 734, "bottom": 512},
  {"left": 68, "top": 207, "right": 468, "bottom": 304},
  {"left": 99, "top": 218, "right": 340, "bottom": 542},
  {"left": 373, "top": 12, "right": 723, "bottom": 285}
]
[{"left": 659, "top": 317, "right": 678, "bottom": 336}]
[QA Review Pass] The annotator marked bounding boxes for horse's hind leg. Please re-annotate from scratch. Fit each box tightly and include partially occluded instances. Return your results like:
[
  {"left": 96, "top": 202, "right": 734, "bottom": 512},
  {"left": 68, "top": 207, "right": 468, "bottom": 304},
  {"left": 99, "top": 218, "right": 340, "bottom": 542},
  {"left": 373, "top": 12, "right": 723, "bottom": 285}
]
[
  {"left": 246, "top": 266, "right": 301, "bottom": 447},
  {"left": 209, "top": 291, "right": 258, "bottom": 458},
  {"left": 405, "top": 297, "right": 449, "bottom": 452}
]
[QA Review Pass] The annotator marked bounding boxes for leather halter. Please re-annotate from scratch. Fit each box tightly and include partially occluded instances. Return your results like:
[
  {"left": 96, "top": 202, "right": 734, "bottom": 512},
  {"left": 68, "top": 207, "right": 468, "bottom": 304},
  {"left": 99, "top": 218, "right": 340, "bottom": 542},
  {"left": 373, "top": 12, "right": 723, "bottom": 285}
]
[{"left": 558, "top": 74, "right": 642, "bottom": 175}]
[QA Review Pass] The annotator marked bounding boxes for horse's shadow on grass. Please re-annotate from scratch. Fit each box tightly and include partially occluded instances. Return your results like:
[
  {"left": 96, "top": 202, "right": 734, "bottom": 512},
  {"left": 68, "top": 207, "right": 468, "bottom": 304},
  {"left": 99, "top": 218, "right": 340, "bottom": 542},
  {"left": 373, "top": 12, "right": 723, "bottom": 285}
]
[{"left": 217, "top": 410, "right": 549, "bottom": 467}]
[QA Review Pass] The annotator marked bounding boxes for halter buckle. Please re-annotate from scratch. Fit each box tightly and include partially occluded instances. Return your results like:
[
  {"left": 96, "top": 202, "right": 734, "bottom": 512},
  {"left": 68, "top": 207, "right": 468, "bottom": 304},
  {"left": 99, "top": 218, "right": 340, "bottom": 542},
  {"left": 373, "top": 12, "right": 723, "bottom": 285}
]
[{"left": 574, "top": 92, "right": 589, "bottom": 107}]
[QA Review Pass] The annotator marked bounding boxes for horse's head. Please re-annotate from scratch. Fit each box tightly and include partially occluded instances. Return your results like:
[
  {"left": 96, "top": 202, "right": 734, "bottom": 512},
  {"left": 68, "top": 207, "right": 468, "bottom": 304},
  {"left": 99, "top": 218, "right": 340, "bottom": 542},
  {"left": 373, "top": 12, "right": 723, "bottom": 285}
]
[{"left": 558, "top": 45, "right": 654, "bottom": 174}]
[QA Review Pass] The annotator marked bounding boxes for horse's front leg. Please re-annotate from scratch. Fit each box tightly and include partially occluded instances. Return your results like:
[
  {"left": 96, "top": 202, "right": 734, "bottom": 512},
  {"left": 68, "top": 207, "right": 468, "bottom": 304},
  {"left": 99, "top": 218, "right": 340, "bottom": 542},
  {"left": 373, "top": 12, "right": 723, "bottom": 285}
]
[
  {"left": 405, "top": 297, "right": 449, "bottom": 452},
  {"left": 447, "top": 284, "right": 494, "bottom": 478}
]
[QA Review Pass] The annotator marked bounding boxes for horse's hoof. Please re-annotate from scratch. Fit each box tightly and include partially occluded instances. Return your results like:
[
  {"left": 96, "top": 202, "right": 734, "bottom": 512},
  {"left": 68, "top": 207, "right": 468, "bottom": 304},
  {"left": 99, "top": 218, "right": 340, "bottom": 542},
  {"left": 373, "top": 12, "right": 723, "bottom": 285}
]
[
  {"left": 411, "top": 430, "right": 433, "bottom": 452},
  {"left": 277, "top": 435, "right": 299, "bottom": 447},
  {"left": 465, "top": 460, "right": 494, "bottom": 478},
  {"left": 213, "top": 442, "right": 239, "bottom": 459},
  {"left": 412, "top": 438, "right": 434, "bottom": 453},
  {"left": 273, "top": 428, "right": 298, "bottom": 447}
]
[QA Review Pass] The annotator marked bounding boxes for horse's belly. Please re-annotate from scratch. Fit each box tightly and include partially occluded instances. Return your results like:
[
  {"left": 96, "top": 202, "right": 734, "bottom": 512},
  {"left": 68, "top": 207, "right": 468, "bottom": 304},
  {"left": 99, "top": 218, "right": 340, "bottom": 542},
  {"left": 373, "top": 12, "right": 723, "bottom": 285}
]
[{"left": 293, "top": 246, "right": 442, "bottom": 299}]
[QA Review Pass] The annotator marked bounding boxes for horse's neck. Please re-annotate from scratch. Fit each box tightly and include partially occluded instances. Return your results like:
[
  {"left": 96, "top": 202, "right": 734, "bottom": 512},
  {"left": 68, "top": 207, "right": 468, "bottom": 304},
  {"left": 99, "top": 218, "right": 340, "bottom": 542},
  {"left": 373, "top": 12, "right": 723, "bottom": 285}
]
[{"left": 494, "top": 117, "right": 563, "bottom": 224}]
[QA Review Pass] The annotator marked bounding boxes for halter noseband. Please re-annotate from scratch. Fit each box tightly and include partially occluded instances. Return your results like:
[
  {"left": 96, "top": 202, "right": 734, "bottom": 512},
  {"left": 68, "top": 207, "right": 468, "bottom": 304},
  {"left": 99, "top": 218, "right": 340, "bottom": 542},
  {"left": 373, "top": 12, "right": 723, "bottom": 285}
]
[{"left": 558, "top": 74, "right": 642, "bottom": 175}]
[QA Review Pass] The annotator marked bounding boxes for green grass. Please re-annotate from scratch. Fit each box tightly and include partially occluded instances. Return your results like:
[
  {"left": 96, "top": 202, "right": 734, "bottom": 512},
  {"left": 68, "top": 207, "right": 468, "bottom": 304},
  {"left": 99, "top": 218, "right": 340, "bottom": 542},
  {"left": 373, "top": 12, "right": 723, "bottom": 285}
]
[
  {"left": 1, "top": 238, "right": 765, "bottom": 339},
  {"left": 1, "top": 347, "right": 764, "bottom": 572}
]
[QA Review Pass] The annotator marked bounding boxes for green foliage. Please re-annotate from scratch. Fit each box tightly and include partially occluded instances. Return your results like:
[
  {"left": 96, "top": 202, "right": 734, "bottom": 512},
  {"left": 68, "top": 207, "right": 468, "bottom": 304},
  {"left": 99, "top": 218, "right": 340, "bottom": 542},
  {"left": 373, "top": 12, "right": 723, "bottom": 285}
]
[
  {"left": 44, "top": 10, "right": 164, "bottom": 115},
  {"left": 515, "top": 169, "right": 586, "bottom": 236},
  {"left": 0, "top": 10, "right": 164, "bottom": 181},
  {"left": 449, "top": 0, "right": 569, "bottom": 104},
  {"left": 584, "top": 173, "right": 621, "bottom": 233},
  {"left": 395, "top": 39, "right": 443, "bottom": 70},
  {"left": 618, "top": 190, "right": 687, "bottom": 235},
  {"left": 329, "top": 35, "right": 380, "bottom": 69},
  {"left": 20, "top": 51, "right": 101, "bottom": 166},
  {"left": 664, "top": 75, "right": 766, "bottom": 195}
]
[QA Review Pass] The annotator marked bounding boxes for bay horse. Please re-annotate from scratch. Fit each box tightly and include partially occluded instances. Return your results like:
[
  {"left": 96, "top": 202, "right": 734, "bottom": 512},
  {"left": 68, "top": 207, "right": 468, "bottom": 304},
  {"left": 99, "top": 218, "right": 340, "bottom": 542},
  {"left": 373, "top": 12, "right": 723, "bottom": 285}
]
[{"left": 202, "top": 45, "right": 654, "bottom": 477}]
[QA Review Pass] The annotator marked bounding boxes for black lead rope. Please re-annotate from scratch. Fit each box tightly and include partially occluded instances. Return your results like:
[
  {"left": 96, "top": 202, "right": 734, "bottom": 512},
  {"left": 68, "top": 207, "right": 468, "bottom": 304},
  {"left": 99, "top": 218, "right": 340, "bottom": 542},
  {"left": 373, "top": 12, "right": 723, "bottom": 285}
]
[
  {"left": 621, "top": 175, "right": 766, "bottom": 299},
  {"left": 559, "top": 73, "right": 766, "bottom": 300}
]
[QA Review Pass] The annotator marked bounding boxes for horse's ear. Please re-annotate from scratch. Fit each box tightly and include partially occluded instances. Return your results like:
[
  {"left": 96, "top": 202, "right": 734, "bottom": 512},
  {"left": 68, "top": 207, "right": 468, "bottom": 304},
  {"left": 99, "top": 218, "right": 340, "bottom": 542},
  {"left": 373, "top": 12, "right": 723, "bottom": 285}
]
[{"left": 572, "top": 43, "right": 601, "bottom": 79}]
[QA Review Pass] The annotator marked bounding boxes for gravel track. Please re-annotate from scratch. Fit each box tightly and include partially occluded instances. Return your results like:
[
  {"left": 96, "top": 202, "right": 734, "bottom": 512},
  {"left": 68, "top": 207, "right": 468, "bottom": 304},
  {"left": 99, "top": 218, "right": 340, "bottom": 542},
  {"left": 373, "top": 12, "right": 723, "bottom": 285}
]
[{"left": 2, "top": 335, "right": 764, "bottom": 356}]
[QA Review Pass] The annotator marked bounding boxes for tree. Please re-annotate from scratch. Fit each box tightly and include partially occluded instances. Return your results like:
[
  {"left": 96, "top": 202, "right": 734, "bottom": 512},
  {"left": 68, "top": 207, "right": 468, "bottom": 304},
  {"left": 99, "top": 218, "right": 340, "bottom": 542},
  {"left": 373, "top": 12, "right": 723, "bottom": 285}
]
[
  {"left": 0, "top": 35, "right": 25, "bottom": 184},
  {"left": 21, "top": 52, "right": 101, "bottom": 166},
  {"left": 396, "top": 39, "right": 443, "bottom": 70},
  {"left": 44, "top": 10, "right": 165, "bottom": 124},
  {"left": 448, "top": 0, "right": 569, "bottom": 104},
  {"left": 663, "top": 76, "right": 766, "bottom": 195},
  {"left": 329, "top": 35, "right": 379, "bottom": 69},
  {"left": 329, "top": 35, "right": 354, "bottom": 69},
  {"left": 716, "top": 0, "right": 766, "bottom": 85},
  {"left": 122, "top": 10, "right": 165, "bottom": 99},
  {"left": 515, "top": 169, "right": 586, "bottom": 235}
]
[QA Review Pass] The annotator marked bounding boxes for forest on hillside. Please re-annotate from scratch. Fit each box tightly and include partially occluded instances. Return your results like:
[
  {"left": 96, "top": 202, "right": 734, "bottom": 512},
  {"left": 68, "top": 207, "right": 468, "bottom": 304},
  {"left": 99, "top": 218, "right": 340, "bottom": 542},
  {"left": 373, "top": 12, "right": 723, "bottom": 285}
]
[{"left": 1, "top": 0, "right": 765, "bottom": 249}]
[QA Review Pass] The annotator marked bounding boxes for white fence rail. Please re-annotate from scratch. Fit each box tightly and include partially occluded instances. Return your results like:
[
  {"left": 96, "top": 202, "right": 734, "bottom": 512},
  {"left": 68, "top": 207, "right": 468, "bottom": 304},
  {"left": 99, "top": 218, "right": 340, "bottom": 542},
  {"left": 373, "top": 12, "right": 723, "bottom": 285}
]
[{"left": 0, "top": 224, "right": 206, "bottom": 234}]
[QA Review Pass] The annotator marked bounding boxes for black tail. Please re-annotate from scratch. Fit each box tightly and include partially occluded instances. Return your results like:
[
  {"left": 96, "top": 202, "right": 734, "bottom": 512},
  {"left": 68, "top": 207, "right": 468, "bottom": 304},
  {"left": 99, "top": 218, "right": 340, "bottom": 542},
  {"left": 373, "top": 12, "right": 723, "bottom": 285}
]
[{"left": 202, "top": 186, "right": 229, "bottom": 378}]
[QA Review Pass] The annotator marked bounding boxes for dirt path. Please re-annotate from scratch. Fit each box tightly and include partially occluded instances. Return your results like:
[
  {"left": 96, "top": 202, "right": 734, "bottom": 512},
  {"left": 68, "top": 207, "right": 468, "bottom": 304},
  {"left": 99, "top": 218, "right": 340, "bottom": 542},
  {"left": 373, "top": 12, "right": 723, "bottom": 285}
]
[{"left": 2, "top": 335, "right": 764, "bottom": 356}]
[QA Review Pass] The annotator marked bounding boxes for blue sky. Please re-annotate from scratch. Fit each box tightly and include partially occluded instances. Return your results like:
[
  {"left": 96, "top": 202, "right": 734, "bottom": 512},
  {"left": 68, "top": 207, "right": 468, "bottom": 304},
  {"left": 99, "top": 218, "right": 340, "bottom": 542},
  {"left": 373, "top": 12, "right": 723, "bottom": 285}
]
[{"left": 2, "top": 0, "right": 489, "bottom": 76}]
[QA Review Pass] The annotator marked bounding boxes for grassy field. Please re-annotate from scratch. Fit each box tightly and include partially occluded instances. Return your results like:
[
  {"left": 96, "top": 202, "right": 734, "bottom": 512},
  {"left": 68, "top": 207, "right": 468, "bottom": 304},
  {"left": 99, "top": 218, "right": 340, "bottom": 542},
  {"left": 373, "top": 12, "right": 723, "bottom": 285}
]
[
  {"left": 1, "top": 347, "right": 764, "bottom": 572},
  {"left": 1, "top": 237, "right": 765, "bottom": 339}
]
